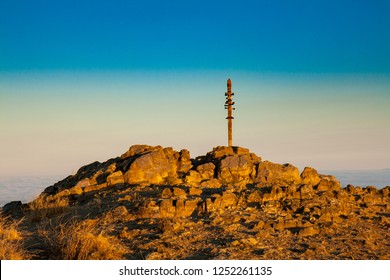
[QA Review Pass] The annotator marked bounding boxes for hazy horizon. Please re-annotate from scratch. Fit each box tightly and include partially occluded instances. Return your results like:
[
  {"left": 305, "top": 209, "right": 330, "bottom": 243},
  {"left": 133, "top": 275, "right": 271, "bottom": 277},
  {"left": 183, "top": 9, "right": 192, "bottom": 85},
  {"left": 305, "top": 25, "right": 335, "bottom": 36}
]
[{"left": 1, "top": 1, "right": 389, "bottom": 177}]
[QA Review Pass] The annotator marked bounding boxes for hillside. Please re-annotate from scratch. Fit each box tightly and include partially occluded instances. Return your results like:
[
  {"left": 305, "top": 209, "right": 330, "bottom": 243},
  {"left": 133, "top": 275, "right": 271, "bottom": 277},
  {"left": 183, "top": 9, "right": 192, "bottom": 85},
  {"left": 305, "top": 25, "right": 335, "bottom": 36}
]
[{"left": 1, "top": 145, "right": 389, "bottom": 259}]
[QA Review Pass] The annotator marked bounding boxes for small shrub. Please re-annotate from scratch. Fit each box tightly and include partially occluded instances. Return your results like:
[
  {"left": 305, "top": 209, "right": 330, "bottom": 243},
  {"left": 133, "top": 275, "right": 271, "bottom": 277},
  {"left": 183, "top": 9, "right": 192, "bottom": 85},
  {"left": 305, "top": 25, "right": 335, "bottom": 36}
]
[
  {"left": 0, "top": 215, "right": 30, "bottom": 259},
  {"left": 39, "top": 217, "right": 127, "bottom": 260}
]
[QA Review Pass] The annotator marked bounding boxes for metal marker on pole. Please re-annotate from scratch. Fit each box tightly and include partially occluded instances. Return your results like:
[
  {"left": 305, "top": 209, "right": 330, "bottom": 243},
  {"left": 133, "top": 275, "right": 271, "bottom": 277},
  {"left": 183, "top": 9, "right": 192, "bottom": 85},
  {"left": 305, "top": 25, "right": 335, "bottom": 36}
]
[{"left": 225, "top": 79, "right": 235, "bottom": 147}]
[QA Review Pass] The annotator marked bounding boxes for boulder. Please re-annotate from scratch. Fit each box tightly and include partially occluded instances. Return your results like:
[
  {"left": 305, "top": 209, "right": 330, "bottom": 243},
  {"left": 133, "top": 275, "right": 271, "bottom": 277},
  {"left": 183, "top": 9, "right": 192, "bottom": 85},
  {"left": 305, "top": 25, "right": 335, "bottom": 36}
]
[
  {"left": 161, "top": 188, "right": 173, "bottom": 198},
  {"left": 123, "top": 148, "right": 178, "bottom": 184},
  {"left": 317, "top": 175, "right": 341, "bottom": 191},
  {"left": 255, "top": 161, "right": 301, "bottom": 185},
  {"left": 196, "top": 163, "right": 216, "bottom": 180},
  {"left": 300, "top": 167, "right": 321, "bottom": 186},
  {"left": 173, "top": 187, "right": 187, "bottom": 198},
  {"left": 159, "top": 199, "right": 176, "bottom": 218},
  {"left": 106, "top": 171, "right": 124, "bottom": 187},
  {"left": 120, "top": 144, "right": 152, "bottom": 159},
  {"left": 178, "top": 149, "right": 192, "bottom": 173},
  {"left": 185, "top": 170, "right": 202, "bottom": 187},
  {"left": 207, "top": 146, "right": 235, "bottom": 159},
  {"left": 217, "top": 154, "right": 254, "bottom": 184},
  {"left": 1, "top": 201, "right": 23, "bottom": 215}
]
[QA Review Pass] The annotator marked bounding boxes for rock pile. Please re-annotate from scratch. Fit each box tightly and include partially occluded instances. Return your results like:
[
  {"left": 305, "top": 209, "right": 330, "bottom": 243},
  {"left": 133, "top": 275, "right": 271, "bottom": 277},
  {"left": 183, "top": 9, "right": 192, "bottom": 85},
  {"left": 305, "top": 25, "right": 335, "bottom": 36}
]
[{"left": 4, "top": 145, "right": 389, "bottom": 259}]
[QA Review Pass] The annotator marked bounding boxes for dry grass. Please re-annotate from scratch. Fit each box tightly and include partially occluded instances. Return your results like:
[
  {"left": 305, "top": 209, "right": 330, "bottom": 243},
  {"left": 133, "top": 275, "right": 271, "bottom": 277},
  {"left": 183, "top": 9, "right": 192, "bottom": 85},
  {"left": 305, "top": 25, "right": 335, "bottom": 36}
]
[
  {"left": 39, "top": 217, "right": 128, "bottom": 260},
  {"left": 0, "top": 215, "right": 31, "bottom": 260},
  {"left": 26, "top": 194, "right": 69, "bottom": 222}
]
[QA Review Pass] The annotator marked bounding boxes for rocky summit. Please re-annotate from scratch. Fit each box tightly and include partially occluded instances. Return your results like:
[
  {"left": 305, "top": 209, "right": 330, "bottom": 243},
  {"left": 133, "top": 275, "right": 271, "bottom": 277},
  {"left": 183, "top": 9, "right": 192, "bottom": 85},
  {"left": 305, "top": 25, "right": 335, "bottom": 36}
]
[{"left": 2, "top": 145, "right": 390, "bottom": 259}]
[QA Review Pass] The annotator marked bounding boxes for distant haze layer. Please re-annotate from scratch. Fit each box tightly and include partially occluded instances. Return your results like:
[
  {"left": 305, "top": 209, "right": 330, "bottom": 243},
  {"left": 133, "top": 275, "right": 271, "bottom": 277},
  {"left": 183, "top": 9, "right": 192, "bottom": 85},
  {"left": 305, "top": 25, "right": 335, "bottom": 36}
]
[{"left": 0, "top": 71, "right": 389, "bottom": 176}]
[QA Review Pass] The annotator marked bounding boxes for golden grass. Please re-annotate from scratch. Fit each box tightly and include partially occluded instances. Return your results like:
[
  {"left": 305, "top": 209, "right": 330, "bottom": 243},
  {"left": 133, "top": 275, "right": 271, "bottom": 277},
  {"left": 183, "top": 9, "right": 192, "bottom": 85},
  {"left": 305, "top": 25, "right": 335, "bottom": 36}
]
[
  {"left": 26, "top": 194, "right": 69, "bottom": 222},
  {"left": 39, "top": 217, "right": 127, "bottom": 260},
  {"left": 0, "top": 215, "right": 30, "bottom": 260}
]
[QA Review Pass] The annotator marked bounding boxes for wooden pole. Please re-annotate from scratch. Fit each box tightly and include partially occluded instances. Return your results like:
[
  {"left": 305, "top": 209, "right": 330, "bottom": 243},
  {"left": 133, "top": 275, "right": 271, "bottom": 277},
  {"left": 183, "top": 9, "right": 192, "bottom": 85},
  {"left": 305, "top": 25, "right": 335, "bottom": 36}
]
[{"left": 225, "top": 79, "right": 235, "bottom": 147}]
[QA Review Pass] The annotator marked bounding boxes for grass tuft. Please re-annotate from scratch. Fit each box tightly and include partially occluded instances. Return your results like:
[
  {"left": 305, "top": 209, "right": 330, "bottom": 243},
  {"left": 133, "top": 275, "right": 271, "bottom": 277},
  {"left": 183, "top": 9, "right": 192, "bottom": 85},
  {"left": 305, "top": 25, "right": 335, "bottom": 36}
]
[
  {"left": 0, "top": 215, "right": 31, "bottom": 259},
  {"left": 39, "top": 217, "right": 127, "bottom": 260},
  {"left": 26, "top": 195, "right": 69, "bottom": 222}
]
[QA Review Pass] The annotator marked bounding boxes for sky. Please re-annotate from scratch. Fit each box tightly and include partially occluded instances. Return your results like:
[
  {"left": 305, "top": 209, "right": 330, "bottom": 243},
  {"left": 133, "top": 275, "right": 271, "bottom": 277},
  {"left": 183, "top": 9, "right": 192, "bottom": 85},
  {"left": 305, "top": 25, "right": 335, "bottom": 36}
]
[{"left": 0, "top": 0, "right": 389, "bottom": 177}]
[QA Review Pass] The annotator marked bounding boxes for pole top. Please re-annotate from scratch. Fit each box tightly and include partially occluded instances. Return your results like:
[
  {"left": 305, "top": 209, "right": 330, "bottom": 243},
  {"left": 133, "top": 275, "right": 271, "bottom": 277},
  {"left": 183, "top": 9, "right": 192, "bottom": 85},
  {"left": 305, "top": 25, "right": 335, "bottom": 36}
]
[{"left": 227, "top": 78, "right": 232, "bottom": 92}]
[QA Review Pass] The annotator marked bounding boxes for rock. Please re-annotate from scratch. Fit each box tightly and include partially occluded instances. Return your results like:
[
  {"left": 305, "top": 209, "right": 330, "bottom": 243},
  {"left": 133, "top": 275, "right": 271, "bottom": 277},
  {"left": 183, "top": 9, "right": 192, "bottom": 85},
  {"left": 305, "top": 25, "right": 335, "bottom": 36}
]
[
  {"left": 380, "top": 186, "right": 390, "bottom": 198},
  {"left": 158, "top": 198, "right": 198, "bottom": 218},
  {"left": 220, "top": 192, "right": 238, "bottom": 208},
  {"left": 173, "top": 187, "right": 187, "bottom": 198},
  {"left": 105, "top": 163, "right": 117, "bottom": 174},
  {"left": 183, "top": 199, "right": 199, "bottom": 217},
  {"left": 159, "top": 199, "right": 176, "bottom": 218},
  {"left": 262, "top": 186, "right": 284, "bottom": 202},
  {"left": 217, "top": 154, "right": 254, "bottom": 184},
  {"left": 299, "top": 226, "right": 319, "bottom": 236},
  {"left": 124, "top": 148, "right": 177, "bottom": 184},
  {"left": 68, "top": 185, "right": 84, "bottom": 195},
  {"left": 284, "top": 219, "right": 298, "bottom": 229},
  {"left": 255, "top": 161, "right": 301, "bottom": 185},
  {"left": 204, "top": 193, "right": 238, "bottom": 212},
  {"left": 299, "top": 184, "right": 315, "bottom": 199},
  {"left": 178, "top": 149, "right": 192, "bottom": 173},
  {"left": 273, "top": 220, "right": 285, "bottom": 231},
  {"left": 196, "top": 163, "right": 215, "bottom": 180},
  {"left": 75, "top": 178, "right": 91, "bottom": 189},
  {"left": 317, "top": 175, "right": 341, "bottom": 191},
  {"left": 161, "top": 188, "right": 173, "bottom": 198},
  {"left": 120, "top": 144, "right": 151, "bottom": 159},
  {"left": 241, "top": 237, "right": 258, "bottom": 246},
  {"left": 189, "top": 187, "right": 202, "bottom": 196},
  {"left": 254, "top": 220, "right": 266, "bottom": 229},
  {"left": 1, "top": 201, "right": 23, "bottom": 215},
  {"left": 199, "top": 178, "right": 222, "bottom": 188},
  {"left": 106, "top": 171, "right": 124, "bottom": 187},
  {"left": 285, "top": 185, "right": 300, "bottom": 199},
  {"left": 345, "top": 184, "right": 357, "bottom": 194},
  {"left": 207, "top": 146, "right": 235, "bottom": 159},
  {"left": 249, "top": 153, "right": 262, "bottom": 164},
  {"left": 300, "top": 167, "right": 321, "bottom": 186},
  {"left": 318, "top": 212, "right": 332, "bottom": 222},
  {"left": 247, "top": 190, "right": 263, "bottom": 203},
  {"left": 185, "top": 170, "right": 202, "bottom": 187}
]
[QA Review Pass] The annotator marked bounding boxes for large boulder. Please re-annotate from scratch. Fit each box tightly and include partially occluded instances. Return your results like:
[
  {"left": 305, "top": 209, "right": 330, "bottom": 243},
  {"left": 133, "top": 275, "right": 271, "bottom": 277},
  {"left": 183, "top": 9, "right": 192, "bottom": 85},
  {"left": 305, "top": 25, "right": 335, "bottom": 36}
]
[
  {"left": 205, "top": 146, "right": 260, "bottom": 162},
  {"left": 196, "top": 163, "right": 216, "bottom": 180},
  {"left": 217, "top": 154, "right": 255, "bottom": 184},
  {"left": 255, "top": 161, "right": 301, "bottom": 185},
  {"left": 123, "top": 147, "right": 178, "bottom": 184},
  {"left": 185, "top": 170, "right": 202, "bottom": 187},
  {"left": 300, "top": 167, "right": 321, "bottom": 186},
  {"left": 317, "top": 175, "right": 341, "bottom": 191},
  {"left": 206, "top": 146, "right": 235, "bottom": 159},
  {"left": 120, "top": 144, "right": 152, "bottom": 159}
]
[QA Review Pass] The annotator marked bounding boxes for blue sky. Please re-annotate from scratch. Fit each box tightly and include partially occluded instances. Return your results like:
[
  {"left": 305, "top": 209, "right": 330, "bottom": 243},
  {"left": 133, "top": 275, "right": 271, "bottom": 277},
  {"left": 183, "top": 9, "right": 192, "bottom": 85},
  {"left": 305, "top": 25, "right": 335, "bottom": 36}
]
[
  {"left": 0, "top": 0, "right": 390, "bottom": 176},
  {"left": 1, "top": 0, "right": 389, "bottom": 72}
]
